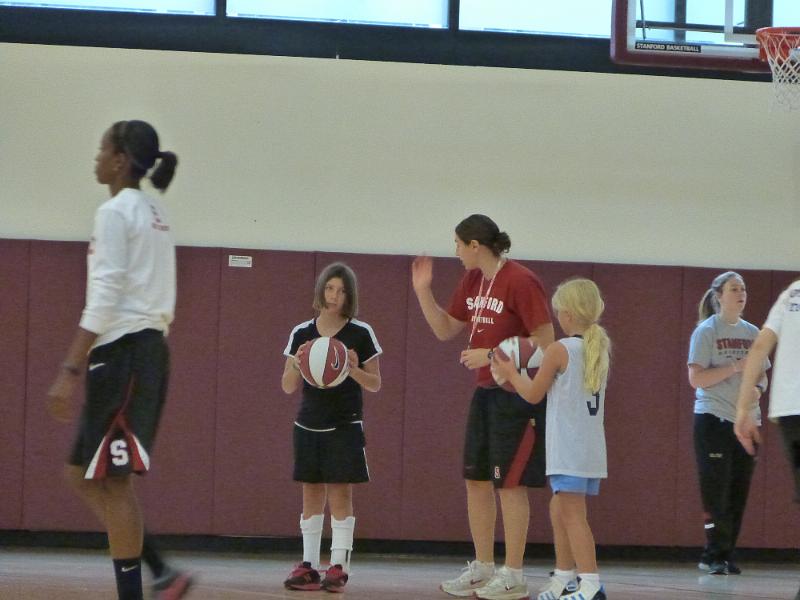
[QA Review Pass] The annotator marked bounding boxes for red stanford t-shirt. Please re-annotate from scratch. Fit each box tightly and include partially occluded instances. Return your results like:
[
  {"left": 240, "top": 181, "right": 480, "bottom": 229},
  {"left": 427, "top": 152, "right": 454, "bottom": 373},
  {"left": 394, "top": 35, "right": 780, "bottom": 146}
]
[{"left": 448, "top": 260, "right": 551, "bottom": 388}]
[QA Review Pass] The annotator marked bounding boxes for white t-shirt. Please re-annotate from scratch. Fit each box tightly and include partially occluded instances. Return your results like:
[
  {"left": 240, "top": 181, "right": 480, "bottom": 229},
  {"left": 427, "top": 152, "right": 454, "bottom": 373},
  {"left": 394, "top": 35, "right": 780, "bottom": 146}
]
[
  {"left": 546, "top": 336, "right": 608, "bottom": 478},
  {"left": 764, "top": 281, "right": 800, "bottom": 419},
  {"left": 80, "top": 188, "right": 176, "bottom": 348}
]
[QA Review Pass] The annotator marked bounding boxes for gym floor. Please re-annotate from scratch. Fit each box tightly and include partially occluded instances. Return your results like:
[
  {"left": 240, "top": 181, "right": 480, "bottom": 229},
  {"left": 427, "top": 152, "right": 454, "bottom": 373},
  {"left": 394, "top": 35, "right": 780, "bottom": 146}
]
[{"left": 1, "top": 548, "right": 798, "bottom": 599}]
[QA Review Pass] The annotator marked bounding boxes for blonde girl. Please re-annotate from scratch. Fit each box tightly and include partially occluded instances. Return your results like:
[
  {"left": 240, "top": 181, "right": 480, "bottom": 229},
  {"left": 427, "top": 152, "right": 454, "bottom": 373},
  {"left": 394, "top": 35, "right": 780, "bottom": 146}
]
[{"left": 493, "top": 278, "right": 610, "bottom": 600}]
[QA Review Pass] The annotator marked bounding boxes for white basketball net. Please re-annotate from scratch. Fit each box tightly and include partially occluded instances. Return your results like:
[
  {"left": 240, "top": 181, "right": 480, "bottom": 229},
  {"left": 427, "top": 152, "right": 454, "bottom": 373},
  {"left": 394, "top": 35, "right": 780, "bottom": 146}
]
[{"left": 758, "top": 29, "right": 800, "bottom": 111}]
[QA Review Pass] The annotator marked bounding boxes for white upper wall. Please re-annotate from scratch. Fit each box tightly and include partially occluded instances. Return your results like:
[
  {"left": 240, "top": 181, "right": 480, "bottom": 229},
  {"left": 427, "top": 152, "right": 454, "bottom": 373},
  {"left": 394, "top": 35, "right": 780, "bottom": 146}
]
[{"left": 1, "top": 42, "right": 798, "bottom": 269}]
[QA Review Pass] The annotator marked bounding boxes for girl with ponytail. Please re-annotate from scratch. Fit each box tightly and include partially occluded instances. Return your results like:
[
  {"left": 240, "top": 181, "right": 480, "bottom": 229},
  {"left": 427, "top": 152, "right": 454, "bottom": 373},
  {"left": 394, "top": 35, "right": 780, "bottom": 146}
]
[
  {"left": 47, "top": 121, "right": 191, "bottom": 599},
  {"left": 493, "top": 278, "right": 610, "bottom": 600},
  {"left": 687, "top": 271, "right": 769, "bottom": 576}
]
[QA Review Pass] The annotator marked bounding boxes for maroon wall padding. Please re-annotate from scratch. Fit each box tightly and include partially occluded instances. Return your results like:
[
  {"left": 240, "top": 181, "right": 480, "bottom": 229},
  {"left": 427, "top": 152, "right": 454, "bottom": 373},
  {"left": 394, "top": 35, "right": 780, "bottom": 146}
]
[
  {"left": 10, "top": 237, "right": 800, "bottom": 549},
  {"left": 137, "top": 247, "right": 221, "bottom": 534},
  {"left": 213, "top": 250, "right": 315, "bottom": 535},
  {"left": 591, "top": 264, "right": 685, "bottom": 546},
  {"left": 763, "top": 270, "right": 800, "bottom": 548},
  {"left": 0, "top": 240, "right": 30, "bottom": 529},
  {"left": 23, "top": 241, "right": 96, "bottom": 531},
  {"left": 402, "top": 257, "right": 477, "bottom": 541},
  {"left": 313, "top": 252, "right": 410, "bottom": 540}
]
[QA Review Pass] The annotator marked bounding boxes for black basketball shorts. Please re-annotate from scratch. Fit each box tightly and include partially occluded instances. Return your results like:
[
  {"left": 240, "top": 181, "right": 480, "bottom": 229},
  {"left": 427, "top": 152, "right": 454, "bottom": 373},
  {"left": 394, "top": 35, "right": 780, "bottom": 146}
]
[
  {"left": 778, "top": 415, "right": 800, "bottom": 502},
  {"left": 69, "top": 329, "right": 169, "bottom": 480},
  {"left": 463, "top": 386, "right": 546, "bottom": 489},
  {"left": 293, "top": 421, "right": 369, "bottom": 484}
]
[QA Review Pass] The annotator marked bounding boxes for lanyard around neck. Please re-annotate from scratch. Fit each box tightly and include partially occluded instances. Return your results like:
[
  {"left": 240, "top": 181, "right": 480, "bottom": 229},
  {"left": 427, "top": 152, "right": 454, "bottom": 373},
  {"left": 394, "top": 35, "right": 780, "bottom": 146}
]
[{"left": 467, "top": 258, "right": 504, "bottom": 349}]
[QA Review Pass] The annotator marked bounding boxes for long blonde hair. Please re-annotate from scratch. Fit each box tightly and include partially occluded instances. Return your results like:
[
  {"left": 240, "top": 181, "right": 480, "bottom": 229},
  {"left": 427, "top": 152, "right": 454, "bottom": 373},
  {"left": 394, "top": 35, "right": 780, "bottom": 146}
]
[{"left": 552, "top": 278, "right": 611, "bottom": 394}]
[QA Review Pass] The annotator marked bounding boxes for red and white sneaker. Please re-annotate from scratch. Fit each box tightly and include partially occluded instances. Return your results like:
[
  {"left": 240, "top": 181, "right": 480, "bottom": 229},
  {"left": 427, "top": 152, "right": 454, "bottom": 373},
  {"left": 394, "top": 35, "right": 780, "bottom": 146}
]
[
  {"left": 283, "top": 561, "right": 321, "bottom": 591},
  {"left": 152, "top": 570, "right": 194, "bottom": 600},
  {"left": 320, "top": 564, "right": 349, "bottom": 593}
]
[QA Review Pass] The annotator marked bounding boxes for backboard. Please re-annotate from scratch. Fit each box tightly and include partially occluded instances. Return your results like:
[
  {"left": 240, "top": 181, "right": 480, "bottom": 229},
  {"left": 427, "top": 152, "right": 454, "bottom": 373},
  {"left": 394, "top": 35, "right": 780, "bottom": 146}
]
[{"left": 612, "top": 0, "right": 800, "bottom": 73}]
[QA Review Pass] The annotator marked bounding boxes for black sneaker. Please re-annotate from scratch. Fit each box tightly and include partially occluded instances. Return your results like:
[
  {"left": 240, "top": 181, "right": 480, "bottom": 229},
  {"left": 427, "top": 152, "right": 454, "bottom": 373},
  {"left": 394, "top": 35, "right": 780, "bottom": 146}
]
[
  {"left": 726, "top": 561, "right": 741, "bottom": 575},
  {"left": 708, "top": 561, "right": 728, "bottom": 575}
]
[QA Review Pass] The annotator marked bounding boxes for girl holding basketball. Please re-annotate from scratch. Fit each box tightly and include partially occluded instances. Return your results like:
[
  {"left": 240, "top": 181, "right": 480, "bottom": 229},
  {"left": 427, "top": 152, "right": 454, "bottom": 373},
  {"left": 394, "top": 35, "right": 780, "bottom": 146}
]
[
  {"left": 281, "top": 262, "right": 382, "bottom": 593},
  {"left": 687, "top": 271, "right": 769, "bottom": 575},
  {"left": 493, "top": 278, "right": 610, "bottom": 600},
  {"left": 412, "top": 214, "right": 554, "bottom": 600},
  {"left": 46, "top": 120, "right": 191, "bottom": 600}
]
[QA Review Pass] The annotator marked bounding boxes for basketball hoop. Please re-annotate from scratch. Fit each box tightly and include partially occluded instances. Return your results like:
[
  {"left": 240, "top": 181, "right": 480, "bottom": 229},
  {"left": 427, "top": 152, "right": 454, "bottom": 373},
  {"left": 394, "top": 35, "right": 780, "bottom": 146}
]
[{"left": 756, "top": 27, "right": 800, "bottom": 110}]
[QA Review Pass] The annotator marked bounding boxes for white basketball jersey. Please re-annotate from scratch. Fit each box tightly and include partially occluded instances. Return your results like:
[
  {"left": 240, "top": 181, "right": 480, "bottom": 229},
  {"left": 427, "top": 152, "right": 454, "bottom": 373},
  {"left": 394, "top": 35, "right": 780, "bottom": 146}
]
[
  {"left": 765, "top": 282, "right": 800, "bottom": 419},
  {"left": 546, "top": 336, "right": 607, "bottom": 478}
]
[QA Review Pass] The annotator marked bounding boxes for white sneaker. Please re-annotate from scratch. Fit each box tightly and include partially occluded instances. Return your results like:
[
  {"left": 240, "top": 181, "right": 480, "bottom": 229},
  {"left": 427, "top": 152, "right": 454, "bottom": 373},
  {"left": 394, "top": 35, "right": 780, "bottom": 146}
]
[
  {"left": 475, "top": 566, "right": 529, "bottom": 600},
  {"left": 439, "top": 560, "right": 494, "bottom": 597},
  {"left": 537, "top": 574, "right": 577, "bottom": 600}
]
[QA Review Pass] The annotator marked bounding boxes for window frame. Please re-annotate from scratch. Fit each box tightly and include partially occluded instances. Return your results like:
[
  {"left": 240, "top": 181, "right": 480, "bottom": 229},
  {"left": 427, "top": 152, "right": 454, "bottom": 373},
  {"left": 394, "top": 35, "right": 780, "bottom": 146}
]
[{"left": 0, "top": 0, "right": 769, "bottom": 81}]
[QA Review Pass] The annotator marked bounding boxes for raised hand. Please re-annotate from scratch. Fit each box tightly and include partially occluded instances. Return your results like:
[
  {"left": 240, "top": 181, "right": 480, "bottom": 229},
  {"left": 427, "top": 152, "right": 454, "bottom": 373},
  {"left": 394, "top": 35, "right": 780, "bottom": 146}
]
[{"left": 411, "top": 255, "right": 433, "bottom": 293}]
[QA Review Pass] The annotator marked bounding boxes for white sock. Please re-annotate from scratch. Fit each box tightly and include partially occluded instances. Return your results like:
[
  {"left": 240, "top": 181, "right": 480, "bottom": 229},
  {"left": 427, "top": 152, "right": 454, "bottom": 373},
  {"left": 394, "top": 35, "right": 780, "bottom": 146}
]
[
  {"left": 554, "top": 568, "right": 576, "bottom": 584},
  {"left": 503, "top": 566, "right": 525, "bottom": 585},
  {"left": 330, "top": 516, "right": 355, "bottom": 571},
  {"left": 553, "top": 569, "right": 575, "bottom": 582},
  {"left": 300, "top": 514, "right": 324, "bottom": 569},
  {"left": 577, "top": 573, "right": 601, "bottom": 595},
  {"left": 472, "top": 560, "right": 495, "bottom": 579}
]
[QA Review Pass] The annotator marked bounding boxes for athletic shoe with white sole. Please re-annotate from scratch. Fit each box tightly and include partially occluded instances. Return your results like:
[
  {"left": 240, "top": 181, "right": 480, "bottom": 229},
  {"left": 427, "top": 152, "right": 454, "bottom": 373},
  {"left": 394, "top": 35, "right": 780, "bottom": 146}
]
[
  {"left": 537, "top": 574, "right": 579, "bottom": 600},
  {"left": 474, "top": 566, "right": 529, "bottom": 600},
  {"left": 439, "top": 560, "right": 494, "bottom": 597},
  {"left": 561, "top": 583, "right": 607, "bottom": 600}
]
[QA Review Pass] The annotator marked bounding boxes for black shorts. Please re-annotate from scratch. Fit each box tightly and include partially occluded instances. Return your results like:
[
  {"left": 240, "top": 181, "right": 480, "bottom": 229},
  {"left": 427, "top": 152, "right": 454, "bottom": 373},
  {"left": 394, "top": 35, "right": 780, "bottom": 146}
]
[
  {"left": 69, "top": 329, "right": 169, "bottom": 480},
  {"left": 463, "top": 387, "right": 546, "bottom": 488},
  {"left": 293, "top": 421, "right": 369, "bottom": 484},
  {"left": 778, "top": 415, "right": 800, "bottom": 502}
]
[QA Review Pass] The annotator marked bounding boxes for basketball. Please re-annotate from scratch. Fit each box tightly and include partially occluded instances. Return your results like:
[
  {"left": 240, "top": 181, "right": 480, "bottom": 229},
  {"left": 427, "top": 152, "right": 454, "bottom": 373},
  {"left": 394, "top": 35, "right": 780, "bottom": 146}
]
[
  {"left": 491, "top": 336, "right": 543, "bottom": 392},
  {"left": 298, "top": 336, "right": 351, "bottom": 389}
]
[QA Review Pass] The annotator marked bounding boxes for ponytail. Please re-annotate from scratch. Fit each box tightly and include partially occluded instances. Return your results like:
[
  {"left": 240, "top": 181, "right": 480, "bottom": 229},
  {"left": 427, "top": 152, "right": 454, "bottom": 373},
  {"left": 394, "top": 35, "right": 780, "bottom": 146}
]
[
  {"left": 109, "top": 120, "right": 178, "bottom": 192},
  {"left": 491, "top": 231, "right": 511, "bottom": 256},
  {"left": 583, "top": 322, "right": 611, "bottom": 394},
  {"left": 551, "top": 278, "right": 611, "bottom": 394},
  {"left": 697, "top": 288, "right": 718, "bottom": 323},
  {"left": 150, "top": 150, "right": 178, "bottom": 191}
]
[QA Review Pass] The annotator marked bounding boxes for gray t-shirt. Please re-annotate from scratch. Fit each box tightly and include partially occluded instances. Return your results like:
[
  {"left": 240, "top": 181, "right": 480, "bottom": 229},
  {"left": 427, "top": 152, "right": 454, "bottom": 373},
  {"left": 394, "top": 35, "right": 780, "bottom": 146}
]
[{"left": 687, "top": 315, "right": 768, "bottom": 423}]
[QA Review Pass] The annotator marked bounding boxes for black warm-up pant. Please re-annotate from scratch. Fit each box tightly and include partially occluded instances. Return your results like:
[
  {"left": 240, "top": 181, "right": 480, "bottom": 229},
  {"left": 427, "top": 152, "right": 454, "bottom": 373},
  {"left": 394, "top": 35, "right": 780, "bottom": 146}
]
[{"left": 693, "top": 413, "right": 755, "bottom": 564}]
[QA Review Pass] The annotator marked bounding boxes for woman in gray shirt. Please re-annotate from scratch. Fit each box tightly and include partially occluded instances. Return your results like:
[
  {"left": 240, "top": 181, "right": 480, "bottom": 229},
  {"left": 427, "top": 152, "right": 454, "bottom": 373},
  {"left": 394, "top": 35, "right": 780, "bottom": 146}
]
[{"left": 687, "top": 271, "right": 768, "bottom": 576}]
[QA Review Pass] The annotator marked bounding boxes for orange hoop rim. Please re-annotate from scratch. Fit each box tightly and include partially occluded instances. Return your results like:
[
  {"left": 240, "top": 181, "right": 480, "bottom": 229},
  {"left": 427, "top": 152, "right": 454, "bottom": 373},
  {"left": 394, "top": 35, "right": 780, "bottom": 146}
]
[{"left": 756, "top": 27, "right": 800, "bottom": 62}]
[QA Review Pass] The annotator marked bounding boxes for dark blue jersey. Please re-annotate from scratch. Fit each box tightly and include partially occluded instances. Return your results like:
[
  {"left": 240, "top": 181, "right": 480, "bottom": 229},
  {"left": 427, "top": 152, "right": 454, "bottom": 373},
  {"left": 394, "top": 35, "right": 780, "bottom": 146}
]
[{"left": 284, "top": 318, "right": 381, "bottom": 429}]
